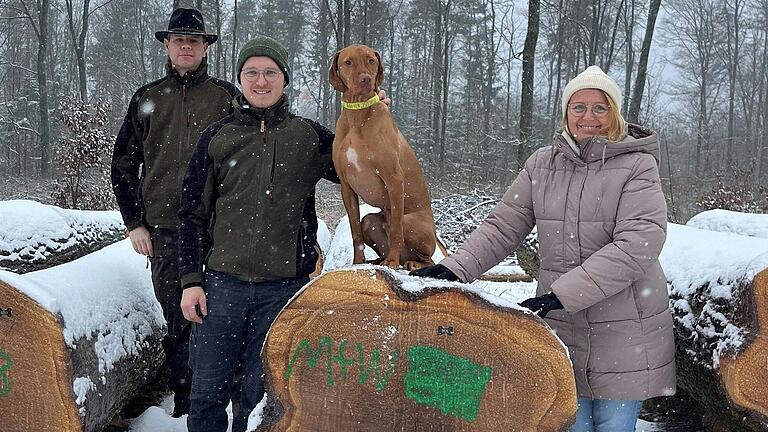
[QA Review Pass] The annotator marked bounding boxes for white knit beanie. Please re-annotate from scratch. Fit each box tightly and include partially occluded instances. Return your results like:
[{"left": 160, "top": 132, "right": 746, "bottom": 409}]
[{"left": 561, "top": 65, "right": 622, "bottom": 115}]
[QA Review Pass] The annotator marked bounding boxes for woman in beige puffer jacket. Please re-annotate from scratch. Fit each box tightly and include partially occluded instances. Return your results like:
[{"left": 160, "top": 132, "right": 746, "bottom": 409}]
[{"left": 412, "top": 66, "right": 675, "bottom": 432}]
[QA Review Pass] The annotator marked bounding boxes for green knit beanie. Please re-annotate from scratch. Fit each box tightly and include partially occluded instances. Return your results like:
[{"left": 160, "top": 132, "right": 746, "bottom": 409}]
[{"left": 235, "top": 36, "right": 291, "bottom": 87}]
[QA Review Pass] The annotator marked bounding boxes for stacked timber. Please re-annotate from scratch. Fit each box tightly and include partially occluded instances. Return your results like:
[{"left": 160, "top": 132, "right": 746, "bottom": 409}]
[{"left": 0, "top": 240, "right": 165, "bottom": 432}]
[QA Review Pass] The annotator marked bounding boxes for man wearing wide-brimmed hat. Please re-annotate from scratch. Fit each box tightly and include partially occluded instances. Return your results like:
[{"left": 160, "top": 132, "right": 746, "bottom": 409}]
[{"left": 110, "top": 7, "right": 239, "bottom": 418}]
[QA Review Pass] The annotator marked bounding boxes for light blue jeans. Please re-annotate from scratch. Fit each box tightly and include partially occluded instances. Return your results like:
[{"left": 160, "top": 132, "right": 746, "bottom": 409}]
[{"left": 570, "top": 397, "right": 643, "bottom": 432}]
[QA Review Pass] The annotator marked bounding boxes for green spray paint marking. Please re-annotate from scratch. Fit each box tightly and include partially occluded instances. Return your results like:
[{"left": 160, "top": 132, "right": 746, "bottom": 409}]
[
  {"left": 404, "top": 345, "right": 491, "bottom": 422},
  {"left": 0, "top": 348, "right": 12, "bottom": 397},
  {"left": 284, "top": 336, "right": 400, "bottom": 393}
]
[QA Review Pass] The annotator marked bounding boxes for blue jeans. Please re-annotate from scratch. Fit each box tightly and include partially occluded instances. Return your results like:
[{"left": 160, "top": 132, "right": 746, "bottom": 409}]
[
  {"left": 186, "top": 270, "right": 308, "bottom": 432},
  {"left": 570, "top": 397, "right": 643, "bottom": 432}
]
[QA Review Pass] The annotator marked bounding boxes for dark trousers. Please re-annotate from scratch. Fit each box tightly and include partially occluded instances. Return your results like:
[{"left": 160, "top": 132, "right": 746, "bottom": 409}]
[
  {"left": 149, "top": 228, "right": 192, "bottom": 413},
  {"left": 187, "top": 269, "right": 307, "bottom": 432}
]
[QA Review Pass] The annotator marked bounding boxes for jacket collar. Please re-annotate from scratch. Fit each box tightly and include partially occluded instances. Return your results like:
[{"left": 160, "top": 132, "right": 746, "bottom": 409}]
[
  {"left": 232, "top": 94, "right": 291, "bottom": 127},
  {"left": 165, "top": 58, "right": 209, "bottom": 86},
  {"left": 553, "top": 123, "right": 660, "bottom": 166}
]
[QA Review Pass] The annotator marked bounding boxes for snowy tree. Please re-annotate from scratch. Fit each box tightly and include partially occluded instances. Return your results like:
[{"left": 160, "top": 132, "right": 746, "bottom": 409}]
[{"left": 52, "top": 97, "right": 115, "bottom": 210}]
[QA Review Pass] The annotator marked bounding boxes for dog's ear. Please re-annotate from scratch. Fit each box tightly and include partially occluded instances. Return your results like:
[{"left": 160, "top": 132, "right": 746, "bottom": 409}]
[
  {"left": 374, "top": 51, "right": 384, "bottom": 88},
  {"left": 328, "top": 51, "right": 347, "bottom": 93}
]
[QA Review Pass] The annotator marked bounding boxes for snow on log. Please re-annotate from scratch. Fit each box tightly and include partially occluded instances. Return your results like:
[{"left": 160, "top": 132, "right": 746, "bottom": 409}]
[
  {"left": 0, "top": 200, "right": 124, "bottom": 273},
  {"left": 512, "top": 220, "right": 768, "bottom": 429},
  {"left": 0, "top": 240, "right": 165, "bottom": 432},
  {"left": 662, "top": 223, "right": 768, "bottom": 430},
  {"left": 259, "top": 267, "right": 576, "bottom": 431},
  {"left": 686, "top": 209, "right": 768, "bottom": 239}
]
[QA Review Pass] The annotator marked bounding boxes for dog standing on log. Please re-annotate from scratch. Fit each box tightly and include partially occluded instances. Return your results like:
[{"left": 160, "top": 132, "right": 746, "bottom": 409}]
[{"left": 329, "top": 44, "right": 437, "bottom": 270}]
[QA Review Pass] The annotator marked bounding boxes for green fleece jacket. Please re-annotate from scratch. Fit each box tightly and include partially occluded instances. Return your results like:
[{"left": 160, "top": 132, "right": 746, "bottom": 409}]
[
  {"left": 178, "top": 94, "right": 338, "bottom": 287},
  {"left": 111, "top": 61, "right": 239, "bottom": 231}
]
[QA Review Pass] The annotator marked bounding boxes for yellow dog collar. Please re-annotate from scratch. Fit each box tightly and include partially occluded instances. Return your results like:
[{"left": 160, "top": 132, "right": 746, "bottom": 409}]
[{"left": 342, "top": 94, "right": 380, "bottom": 110}]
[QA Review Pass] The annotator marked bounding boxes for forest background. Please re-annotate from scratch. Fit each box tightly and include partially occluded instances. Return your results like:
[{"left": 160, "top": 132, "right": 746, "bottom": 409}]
[{"left": 0, "top": 0, "right": 766, "bottom": 221}]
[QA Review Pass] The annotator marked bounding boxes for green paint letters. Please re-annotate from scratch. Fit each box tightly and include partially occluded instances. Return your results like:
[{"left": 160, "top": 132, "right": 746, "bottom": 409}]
[
  {"left": 284, "top": 336, "right": 399, "bottom": 393},
  {"left": 283, "top": 338, "right": 493, "bottom": 422},
  {"left": 404, "top": 345, "right": 492, "bottom": 422},
  {"left": 0, "top": 347, "right": 12, "bottom": 397}
]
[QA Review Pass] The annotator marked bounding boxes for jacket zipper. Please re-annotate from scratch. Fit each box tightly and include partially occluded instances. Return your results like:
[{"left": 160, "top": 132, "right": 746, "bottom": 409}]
[
  {"left": 180, "top": 83, "right": 189, "bottom": 187},
  {"left": 264, "top": 118, "right": 277, "bottom": 200}
]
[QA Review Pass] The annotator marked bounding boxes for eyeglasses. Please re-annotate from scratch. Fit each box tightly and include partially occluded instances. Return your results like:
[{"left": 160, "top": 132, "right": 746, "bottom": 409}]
[
  {"left": 242, "top": 68, "right": 283, "bottom": 83},
  {"left": 568, "top": 103, "right": 611, "bottom": 116}
]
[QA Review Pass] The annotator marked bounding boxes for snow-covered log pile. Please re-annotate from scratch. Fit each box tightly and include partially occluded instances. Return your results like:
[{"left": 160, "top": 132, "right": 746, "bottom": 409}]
[
  {"left": 686, "top": 209, "right": 768, "bottom": 239},
  {"left": 512, "top": 210, "right": 768, "bottom": 430},
  {"left": 0, "top": 200, "right": 125, "bottom": 273},
  {"left": 0, "top": 240, "right": 165, "bottom": 432},
  {"left": 665, "top": 218, "right": 768, "bottom": 430},
  {"left": 259, "top": 267, "right": 576, "bottom": 431}
]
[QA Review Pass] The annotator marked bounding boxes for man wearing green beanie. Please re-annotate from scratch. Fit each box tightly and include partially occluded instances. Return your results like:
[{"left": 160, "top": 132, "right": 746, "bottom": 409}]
[{"left": 178, "top": 36, "right": 387, "bottom": 432}]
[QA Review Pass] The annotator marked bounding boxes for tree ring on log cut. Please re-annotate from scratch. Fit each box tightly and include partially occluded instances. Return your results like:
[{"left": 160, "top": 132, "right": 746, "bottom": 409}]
[
  {"left": 261, "top": 267, "right": 577, "bottom": 431},
  {"left": 720, "top": 268, "right": 768, "bottom": 424}
]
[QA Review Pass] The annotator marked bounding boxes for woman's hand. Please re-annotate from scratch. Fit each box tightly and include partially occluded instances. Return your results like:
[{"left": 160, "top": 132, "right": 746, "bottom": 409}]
[
  {"left": 409, "top": 264, "right": 459, "bottom": 281},
  {"left": 519, "top": 292, "right": 564, "bottom": 318}
]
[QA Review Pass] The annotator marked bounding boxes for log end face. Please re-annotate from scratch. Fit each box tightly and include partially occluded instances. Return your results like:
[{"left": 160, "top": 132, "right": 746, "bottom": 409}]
[
  {"left": 720, "top": 268, "right": 768, "bottom": 424},
  {"left": 0, "top": 280, "right": 82, "bottom": 432},
  {"left": 263, "top": 268, "right": 576, "bottom": 431}
]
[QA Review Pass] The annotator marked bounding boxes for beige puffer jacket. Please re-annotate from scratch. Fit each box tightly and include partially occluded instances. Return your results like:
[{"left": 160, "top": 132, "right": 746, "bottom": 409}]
[{"left": 441, "top": 124, "right": 676, "bottom": 400}]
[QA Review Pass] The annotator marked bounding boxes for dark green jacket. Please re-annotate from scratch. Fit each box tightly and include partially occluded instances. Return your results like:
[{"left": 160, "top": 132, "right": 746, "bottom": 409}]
[
  {"left": 178, "top": 94, "right": 338, "bottom": 287},
  {"left": 111, "top": 61, "right": 239, "bottom": 231}
]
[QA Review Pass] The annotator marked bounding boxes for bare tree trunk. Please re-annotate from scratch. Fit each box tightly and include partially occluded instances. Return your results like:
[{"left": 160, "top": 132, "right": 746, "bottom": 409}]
[
  {"left": 214, "top": 0, "right": 222, "bottom": 78},
  {"left": 724, "top": 0, "right": 743, "bottom": 168},
  {"left": 623, "top": 0, "right": 635, "bottom": 114},
  {"left": 628, "top": 0, "right": 661, "bottom": 123},
  {"left": 231, "top": 0, "right": 238, "bottom": 82},
  {"left": 431, "top": 0, "right": 444, "bottom": 173},
  {"left": 65, "top": 0, "right": 91, "bottom": 101},
  {"left": 518, "top": 0, "right": 540, "bottom": 169},
  {"left": 22, "top": 0, "right": 52, "bottom": 175}
]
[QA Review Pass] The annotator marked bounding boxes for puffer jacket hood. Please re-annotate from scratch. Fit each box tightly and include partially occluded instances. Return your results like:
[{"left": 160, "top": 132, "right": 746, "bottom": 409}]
[{"left": 554, "top": 124, "right": 660, "bottom": 166}]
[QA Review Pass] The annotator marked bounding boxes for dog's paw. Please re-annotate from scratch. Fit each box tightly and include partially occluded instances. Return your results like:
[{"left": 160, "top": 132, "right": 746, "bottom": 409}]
[{"left": 381, "top": 258, "right": 401, "bottom": 269}]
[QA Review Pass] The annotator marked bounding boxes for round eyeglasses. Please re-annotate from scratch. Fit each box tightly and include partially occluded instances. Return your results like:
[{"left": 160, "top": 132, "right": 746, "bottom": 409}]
[
  {"left": 568, "top": 103, "right": 611, "bottom": 116},
  {"left": 242, "top": 68, "right": 283, "bottom": 83}
]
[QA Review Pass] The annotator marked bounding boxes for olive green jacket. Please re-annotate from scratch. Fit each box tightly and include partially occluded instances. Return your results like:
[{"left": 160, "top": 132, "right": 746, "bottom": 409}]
[
  {"left": 178, "top": 95, "right": 338, "bottom": 287},
  {"left": 111, "top": 61, "right": 239, "bottom": 231}
]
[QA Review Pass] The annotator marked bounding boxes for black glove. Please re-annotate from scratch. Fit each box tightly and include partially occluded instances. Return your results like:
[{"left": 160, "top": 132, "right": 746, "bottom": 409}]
[
  {"left": 519, "top": 292, "right": 564, "bottom": 318},
  {"left": 409, "top": 264, "right": 459, "bottom": 281}
]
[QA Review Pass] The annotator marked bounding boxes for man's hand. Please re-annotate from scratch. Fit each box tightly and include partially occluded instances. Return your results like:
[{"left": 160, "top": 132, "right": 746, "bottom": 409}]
[
  {"left": 378, "top": 89, "right": 392, "bottom": 107},
  {"left": 181, "top": 286, "right": 208, "bottom": 324},
  {"left": 128, "top": 226, "right": 153, "bottom": 256},
  {"left": 409, "top": 264, "right": 459, "bottom": 281},
  {"left": 519, "top": 292, "right": 564, "bottom": 318}
]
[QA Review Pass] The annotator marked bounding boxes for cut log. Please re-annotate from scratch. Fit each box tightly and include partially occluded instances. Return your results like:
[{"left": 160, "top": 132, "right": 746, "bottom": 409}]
[
  {"left": 663, "top": 223, "right": 768, "bottom": 430},
  {"left": 0, "top": 200, "right": 124, "bottom": 273},
  {"left": 260, "top": 267, "right": 576, "bottom": 431},
  {"left": 0, "top": 240, "right": 165, "bottom": 432},
  {"left": 511, "top": 222, "right": 768, "bottom": 430}
]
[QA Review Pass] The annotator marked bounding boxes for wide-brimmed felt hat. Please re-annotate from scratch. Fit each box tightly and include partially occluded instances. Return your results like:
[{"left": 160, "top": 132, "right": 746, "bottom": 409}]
[{"left": 155, "top": 8, "right": 218, "bottom": 44}]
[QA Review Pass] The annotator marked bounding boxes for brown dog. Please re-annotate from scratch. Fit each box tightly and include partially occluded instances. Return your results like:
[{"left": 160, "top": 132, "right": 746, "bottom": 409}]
[{"left": 329, "top": 44, "right": 437, "bottom": 270}]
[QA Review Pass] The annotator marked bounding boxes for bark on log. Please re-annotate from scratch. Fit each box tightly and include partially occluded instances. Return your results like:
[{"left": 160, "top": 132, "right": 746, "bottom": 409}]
[
  {"left": 514, "top": 223, "right": 768, "bottom": 430},
  {"left": 260, "top": 267, "right": 576, "bottom": 431},
  {"left": 0, "top": 241, "right": 165, "bottom": 432}
]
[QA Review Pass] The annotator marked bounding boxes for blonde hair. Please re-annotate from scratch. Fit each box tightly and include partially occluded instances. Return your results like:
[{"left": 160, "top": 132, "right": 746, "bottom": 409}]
[{"left": 561, "top": 91, "right": 626, "bottom": 141}]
